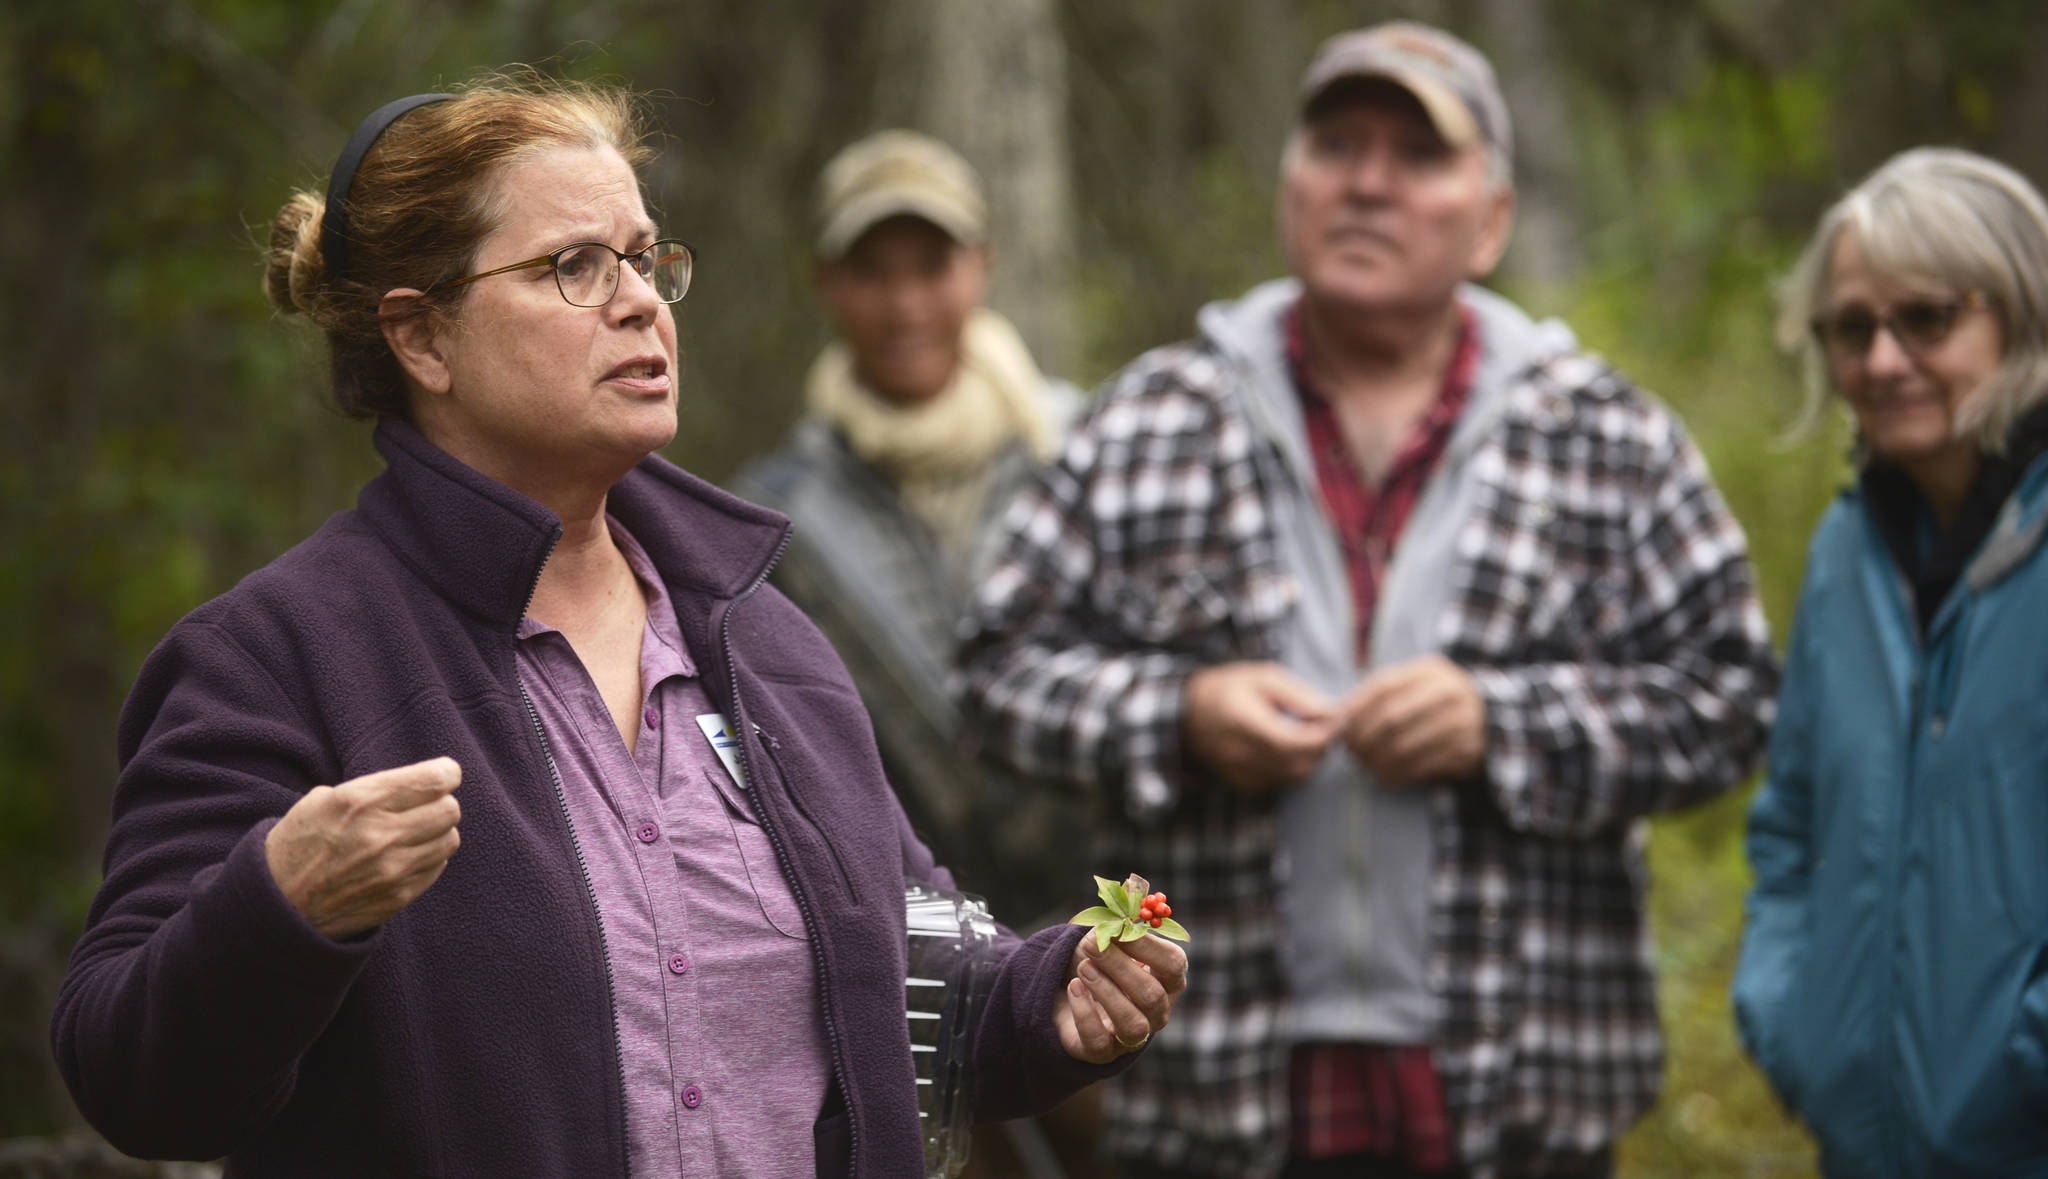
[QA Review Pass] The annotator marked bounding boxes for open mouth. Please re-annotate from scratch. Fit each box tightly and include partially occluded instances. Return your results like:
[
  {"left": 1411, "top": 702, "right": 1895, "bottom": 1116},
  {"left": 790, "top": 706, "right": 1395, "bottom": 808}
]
[{"left": 605, "top": 356, "right": 669, "bottom": 383}]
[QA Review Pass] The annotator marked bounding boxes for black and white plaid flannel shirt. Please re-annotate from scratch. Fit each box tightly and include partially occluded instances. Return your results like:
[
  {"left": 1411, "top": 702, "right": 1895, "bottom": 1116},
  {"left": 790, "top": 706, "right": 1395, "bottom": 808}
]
[{"left": 959, "top": 323, "right": 1776, "bottom": 1178}]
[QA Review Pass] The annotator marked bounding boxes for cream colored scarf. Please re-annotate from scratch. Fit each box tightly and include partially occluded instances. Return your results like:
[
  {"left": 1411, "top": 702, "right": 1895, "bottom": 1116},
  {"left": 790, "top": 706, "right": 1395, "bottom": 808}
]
[
  {"left": 806, "top": 309, "right": 1061, "bottom": 577},
  {"left": 806, "top": 308, "right": 1059, "bottom": 476}
]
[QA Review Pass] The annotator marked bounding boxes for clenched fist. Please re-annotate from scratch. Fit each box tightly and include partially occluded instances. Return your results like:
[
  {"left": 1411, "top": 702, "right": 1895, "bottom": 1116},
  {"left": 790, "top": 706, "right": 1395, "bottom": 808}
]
[{"left": 265, "top": 756, "right": 464, "bottom": 939}]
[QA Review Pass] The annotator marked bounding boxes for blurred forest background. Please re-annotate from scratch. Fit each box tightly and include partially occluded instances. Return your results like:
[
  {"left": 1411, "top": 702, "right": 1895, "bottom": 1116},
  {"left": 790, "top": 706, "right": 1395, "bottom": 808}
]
[{"left": 6, "top": 0, "right": 2048, "bottom": 1173}]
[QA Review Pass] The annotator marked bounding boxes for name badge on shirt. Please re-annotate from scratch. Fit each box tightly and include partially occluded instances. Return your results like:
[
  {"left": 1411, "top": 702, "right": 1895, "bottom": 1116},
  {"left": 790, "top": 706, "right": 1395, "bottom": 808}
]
[{"left": 695, "top": 712, "right": 748, "bottom": 788}]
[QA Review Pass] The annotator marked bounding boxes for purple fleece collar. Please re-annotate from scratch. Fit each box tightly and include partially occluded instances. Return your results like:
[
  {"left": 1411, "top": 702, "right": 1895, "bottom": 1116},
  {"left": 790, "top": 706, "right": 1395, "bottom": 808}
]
[{"left": 363, "top": 418, "right": 791, "bottom": 627}]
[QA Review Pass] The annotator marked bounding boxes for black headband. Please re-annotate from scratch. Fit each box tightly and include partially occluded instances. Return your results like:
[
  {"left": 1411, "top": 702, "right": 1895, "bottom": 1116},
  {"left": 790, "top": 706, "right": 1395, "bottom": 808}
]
[{"left": 320, "top": 93, "right": 456, "bottom": 284}]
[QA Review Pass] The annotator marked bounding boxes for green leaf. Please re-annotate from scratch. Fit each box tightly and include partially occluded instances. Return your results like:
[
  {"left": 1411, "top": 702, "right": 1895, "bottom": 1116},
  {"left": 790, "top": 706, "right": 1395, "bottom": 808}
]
[
  {"left": 1152, "top": 917, "right": 1191, "bottom": 942},
  {"left": 1095, "top": 875, "right": 1130, "bottom": 916},
  {"left": 1095, "top": 923, "right": 1114, "bottom": 953},
  {"left": 1117, "top": 919, "right": 1150, "bottom": 942},
  {"left": 1068, "top": 906, "right": 1122, "bottom": 927}
]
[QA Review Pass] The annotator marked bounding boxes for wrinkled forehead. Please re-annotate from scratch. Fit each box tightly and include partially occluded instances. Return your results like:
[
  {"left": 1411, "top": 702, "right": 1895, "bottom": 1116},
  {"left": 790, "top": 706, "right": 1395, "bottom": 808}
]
[{"left": 486, "top": 144, "right": 655, "bottom": 243}]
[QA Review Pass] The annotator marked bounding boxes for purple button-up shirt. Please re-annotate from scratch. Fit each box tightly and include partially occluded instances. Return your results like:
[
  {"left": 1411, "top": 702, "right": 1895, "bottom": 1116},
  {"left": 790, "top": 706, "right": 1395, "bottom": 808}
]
[{"left": 516, "top": 519, "right": 828, "bottom": 1178}]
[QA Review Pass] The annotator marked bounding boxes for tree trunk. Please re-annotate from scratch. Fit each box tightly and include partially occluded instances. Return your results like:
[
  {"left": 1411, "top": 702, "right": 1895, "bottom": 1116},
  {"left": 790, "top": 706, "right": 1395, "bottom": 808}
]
[
  {"left": 1992, "top": 14, "right": 2048, "bottom": 199},
  {"left": 1478, "top": 0, "right": 1583, "bottom": 290},
  {"left": 916, "top": 0, "right": 1078, "bottom": 379}
]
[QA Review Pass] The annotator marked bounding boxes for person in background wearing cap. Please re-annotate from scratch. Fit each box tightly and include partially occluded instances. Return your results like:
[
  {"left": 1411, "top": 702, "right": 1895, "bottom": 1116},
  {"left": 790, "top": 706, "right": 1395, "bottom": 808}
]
[
  {"left": 734, "top": 129, "right": 1108, "bottom": 1178},
  {"left": 734, "top": 131, "right": 1088, "bottom": 930},
  {"left": 960, "top": 21, "right": 1776, "bottom": 1179},
  {"left": 49, "top": 78, "right": 1183, "bottom": 1176}
]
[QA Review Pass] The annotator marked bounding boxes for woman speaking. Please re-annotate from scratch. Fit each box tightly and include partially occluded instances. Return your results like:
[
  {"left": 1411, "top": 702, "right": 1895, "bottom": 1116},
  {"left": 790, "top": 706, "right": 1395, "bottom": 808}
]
[{"left": 50, "top": 73, "right": 1184, "bottom": 1177}]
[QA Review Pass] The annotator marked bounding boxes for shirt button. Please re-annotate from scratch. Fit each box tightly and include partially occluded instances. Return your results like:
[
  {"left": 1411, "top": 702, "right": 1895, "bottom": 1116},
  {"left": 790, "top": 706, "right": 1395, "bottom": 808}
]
[
  {"left": 636, "top": 821, "right": 659, "bottom": 844},
  {"left": 668, "top": 952, "right": 690, "bottom": 975},
  {"left": 644, "top": 706, "right": 661, "bottom": 729},
  {"left": 681, "top": 1085, "right": 704, "bottom": 1109}
]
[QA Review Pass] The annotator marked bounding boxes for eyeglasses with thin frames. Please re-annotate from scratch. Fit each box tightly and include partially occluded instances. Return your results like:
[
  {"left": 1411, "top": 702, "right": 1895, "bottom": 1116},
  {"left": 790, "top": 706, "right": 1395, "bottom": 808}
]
[
  {"left": 1811, "top": 291, "right": 1986, "bottom": 364},
  {"left": 433, "top": 238, "right": 695, "bottom": 307}
]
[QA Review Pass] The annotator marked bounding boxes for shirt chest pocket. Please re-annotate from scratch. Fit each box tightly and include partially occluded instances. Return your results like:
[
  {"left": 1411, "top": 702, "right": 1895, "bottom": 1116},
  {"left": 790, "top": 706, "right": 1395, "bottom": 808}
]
[
  {"left": 1469, "top": 485, "right": 1635, "bottom": 660},
  {"left": 1093, "top": 561, "right": 1239, "bottom": 658},
  {"left": 1522, "top": 566, "right": 1633, "bottom": 656},
  {"left": 702, "top": 765, "right": 808, "bottom": 939}
]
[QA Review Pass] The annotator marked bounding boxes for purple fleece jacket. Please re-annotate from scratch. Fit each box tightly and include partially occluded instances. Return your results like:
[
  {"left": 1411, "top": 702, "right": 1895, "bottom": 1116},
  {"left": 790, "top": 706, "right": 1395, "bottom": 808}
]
[{"left": 52, "top": 419, "right": 1122, "bottom": 1177}]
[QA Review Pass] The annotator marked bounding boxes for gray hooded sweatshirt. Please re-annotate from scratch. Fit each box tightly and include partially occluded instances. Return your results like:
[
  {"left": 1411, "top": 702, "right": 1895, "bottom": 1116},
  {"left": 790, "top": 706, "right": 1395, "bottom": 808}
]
[{"left": 1196, "top": 278, "right": 1577, "bottom": 1042}]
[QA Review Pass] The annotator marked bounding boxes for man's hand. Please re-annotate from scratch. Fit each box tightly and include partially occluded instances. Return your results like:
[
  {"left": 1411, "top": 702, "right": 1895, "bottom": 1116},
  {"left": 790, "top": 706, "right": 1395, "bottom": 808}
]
[
  {"left": 264, "top": 757, "right": 464, "bottom": 939},
  {"left": 1340, "top": 655, "right": 1488, "bottom": 786},
  {"left": 1057, "top": 931, "right": 1189, "bottom": 1063},
  {"left": 1182, "top": 662, "right": 1339, "bottom": 793}
]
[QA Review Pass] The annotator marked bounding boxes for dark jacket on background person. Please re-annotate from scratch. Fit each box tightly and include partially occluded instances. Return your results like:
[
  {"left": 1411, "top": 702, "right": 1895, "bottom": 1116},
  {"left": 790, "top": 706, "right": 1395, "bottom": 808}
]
[
  {"left": 1736, "top": 437, "right": 2048, "bottom": 1178},
  {"left": 51, "top": 419, "right": 1117, "bottom": 1177},
  {"left": 735, "top": 356, "right": 1088, "bottom": 926}
]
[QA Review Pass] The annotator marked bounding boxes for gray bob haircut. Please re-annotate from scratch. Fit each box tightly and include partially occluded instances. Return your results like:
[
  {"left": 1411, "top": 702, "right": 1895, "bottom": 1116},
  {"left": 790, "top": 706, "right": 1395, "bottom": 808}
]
[{"left": 1779, "top": 147, "right": 2048, "bottom": 455}]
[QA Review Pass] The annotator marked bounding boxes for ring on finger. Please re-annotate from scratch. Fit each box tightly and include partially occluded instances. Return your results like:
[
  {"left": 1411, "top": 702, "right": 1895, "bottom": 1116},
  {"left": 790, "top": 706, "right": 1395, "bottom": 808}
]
[{"left": 1114, "top": 1030, "right": 1151, "bottom": 1050}]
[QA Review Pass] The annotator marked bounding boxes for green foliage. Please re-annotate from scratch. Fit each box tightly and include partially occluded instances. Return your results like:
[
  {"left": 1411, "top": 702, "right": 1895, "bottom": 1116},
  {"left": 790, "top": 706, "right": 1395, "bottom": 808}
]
[{"left": 1619, "top": 794, "right": 1820, "bottom": 1176}]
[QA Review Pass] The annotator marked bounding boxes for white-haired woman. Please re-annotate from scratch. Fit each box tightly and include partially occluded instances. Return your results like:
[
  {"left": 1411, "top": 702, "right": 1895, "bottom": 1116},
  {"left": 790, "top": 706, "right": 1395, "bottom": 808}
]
[{"left": 1735, "top": 147, "right": 2048, "bottom": 1176}]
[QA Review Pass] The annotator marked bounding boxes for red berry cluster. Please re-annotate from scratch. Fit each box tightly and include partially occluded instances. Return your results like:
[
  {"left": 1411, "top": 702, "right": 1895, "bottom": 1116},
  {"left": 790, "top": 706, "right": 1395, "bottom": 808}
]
[{"left": 1137, "top": 892, "right": 1173, "bottom": 928}]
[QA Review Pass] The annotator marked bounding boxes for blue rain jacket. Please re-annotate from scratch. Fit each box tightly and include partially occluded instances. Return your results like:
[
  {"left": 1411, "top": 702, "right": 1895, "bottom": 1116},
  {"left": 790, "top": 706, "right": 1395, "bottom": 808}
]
[{"left": 1735, "top": 454, "right": 2048, "bottom": 1177}]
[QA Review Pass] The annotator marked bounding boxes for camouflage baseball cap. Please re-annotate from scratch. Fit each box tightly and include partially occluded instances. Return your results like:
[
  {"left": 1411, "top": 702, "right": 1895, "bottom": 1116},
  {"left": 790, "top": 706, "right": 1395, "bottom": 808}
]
[
  {"left": 1297, "top": 21, "right": 1512, "bottom": 164},
  {"left": 815, "top": 130, "right": 988, "bottom": 261}
]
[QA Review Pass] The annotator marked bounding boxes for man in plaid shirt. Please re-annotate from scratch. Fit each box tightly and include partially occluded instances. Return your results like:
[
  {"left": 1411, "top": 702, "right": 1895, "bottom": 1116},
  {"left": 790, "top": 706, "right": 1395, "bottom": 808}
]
[{"left": 958, "top": 21, "right": 1776, "bottom": 1179}]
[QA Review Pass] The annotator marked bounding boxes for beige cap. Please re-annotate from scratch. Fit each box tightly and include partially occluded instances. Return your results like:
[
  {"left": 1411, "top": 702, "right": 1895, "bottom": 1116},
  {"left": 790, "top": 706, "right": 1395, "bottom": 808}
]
[
  {"left": 815, "top": 130, "right": 988, "bottom": 260},
  {"left": 1298, "top": 21, "right": 1512, "bottom": 163}
]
